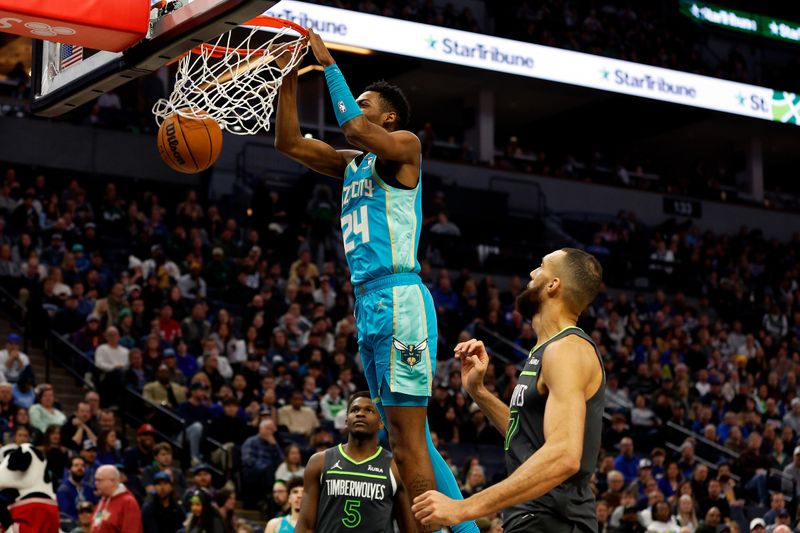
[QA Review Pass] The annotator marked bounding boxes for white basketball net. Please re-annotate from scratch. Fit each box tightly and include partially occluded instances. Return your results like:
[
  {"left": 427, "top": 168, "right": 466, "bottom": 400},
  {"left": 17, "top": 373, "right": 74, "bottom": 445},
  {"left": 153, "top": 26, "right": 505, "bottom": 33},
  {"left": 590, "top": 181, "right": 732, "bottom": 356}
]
[{"left": 152, "top": 20, "right": 307, "bottom": 135}]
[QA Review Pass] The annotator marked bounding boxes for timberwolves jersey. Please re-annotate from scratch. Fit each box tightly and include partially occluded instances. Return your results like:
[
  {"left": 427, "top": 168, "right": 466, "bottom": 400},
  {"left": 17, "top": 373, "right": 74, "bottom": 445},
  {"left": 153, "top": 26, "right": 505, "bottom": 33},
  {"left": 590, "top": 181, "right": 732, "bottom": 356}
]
[
  {"left": 341, "top": 152, "right": 422, "bottom": 286},
  {"left": 277, "top": 516, "right": 295, "bottom": 533},
  {"left": 503, "top": 326, "right": 605, "bottom": 532},
  {"left": 317, "top": 444, "right": 396, "bottom": 533}
]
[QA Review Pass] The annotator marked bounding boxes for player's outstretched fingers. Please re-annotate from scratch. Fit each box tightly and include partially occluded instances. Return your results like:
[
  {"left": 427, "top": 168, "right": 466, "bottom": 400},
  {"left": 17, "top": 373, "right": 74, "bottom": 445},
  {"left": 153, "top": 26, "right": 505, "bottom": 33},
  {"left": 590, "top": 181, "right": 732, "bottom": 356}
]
[
  {"left": 454, "top": 339, "right": 479, "bottom": 356},
  {"left": 411, "top": 490, "right": 434, "bottom": 520}
]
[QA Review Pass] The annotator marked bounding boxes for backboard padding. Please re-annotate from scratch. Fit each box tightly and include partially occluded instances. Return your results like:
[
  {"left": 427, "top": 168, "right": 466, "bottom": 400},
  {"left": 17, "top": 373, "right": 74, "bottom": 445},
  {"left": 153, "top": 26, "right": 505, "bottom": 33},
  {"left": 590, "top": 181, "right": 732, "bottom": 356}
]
[{"left": 31, "top": 0, "right": 278, "bottom": 117}]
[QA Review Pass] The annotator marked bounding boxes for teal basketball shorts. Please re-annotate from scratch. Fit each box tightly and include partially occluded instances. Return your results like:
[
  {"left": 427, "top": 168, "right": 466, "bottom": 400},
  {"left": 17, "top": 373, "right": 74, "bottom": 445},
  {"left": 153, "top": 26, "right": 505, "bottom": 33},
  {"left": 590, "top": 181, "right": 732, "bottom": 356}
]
[{"left": 354, "top": 273, "right": 437, "bottom": 407}]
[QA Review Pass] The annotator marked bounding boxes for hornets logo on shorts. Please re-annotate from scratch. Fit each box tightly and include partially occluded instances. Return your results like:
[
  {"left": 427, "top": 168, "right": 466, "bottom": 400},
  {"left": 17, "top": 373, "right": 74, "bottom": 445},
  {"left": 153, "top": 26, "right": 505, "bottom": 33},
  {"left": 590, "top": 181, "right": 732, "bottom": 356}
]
[{"left": 393, "top": 338, "right": 428, "bottom": 367}]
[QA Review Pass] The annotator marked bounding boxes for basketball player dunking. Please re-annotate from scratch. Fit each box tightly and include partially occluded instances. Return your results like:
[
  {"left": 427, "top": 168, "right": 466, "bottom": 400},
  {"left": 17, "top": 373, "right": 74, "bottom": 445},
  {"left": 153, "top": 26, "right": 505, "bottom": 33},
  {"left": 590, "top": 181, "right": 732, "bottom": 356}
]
[
  {"left": 413, "top": 248, "right": 606, "bottom": 532},
  {"left": 296, "top": 392, "right": 414, "bottom": 533},
  {"left": 265, "top": 477, "right": 303, "bottom": 533},
  {"left": 275, "top": 31, "right": 477, "bottom": 533}
]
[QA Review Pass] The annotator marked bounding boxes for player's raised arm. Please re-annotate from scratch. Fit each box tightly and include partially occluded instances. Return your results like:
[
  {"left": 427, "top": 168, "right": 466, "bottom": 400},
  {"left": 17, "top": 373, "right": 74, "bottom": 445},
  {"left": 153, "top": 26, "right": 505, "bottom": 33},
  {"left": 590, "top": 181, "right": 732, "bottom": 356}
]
[
  {"left": 306, "top": 30, "right": 420, "bottom": 166},
  {"left": 390, "top": 459, "right": 416, "bottom": 533},
  {"left": 413, "top": 337, "right": 598, "bottom": 526},
  {"left": 455, "top": 339, "right": 510, "bottom": 434},
  {"left": 295, "top": 452, "right": 324, "bottom": 533},
  {"left": 274, "top": 45, "right": 360, "bottom": 179}
]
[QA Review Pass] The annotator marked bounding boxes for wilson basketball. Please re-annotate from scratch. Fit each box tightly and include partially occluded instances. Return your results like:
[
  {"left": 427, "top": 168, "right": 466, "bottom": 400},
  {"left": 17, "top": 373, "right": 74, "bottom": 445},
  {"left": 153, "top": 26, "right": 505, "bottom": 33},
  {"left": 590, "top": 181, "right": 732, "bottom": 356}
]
[{"left": 157, "top": 112, "right": 223, "bottom": 173}]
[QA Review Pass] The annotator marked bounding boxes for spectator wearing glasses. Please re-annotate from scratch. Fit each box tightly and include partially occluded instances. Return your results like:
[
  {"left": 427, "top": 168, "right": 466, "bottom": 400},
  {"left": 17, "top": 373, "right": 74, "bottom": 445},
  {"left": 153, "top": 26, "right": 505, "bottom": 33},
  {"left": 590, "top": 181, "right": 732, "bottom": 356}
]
[{"left": 90, "top": 464, "right": 142, "bottom": 532}]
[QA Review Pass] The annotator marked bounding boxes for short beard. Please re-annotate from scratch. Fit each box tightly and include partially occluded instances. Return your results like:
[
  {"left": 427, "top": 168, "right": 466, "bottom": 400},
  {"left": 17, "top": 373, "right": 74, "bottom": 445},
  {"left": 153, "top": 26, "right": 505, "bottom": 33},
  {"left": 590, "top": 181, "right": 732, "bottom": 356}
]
[
  {"left": 349, "top": 428, "right": 372, "bottom": 440},
  {"left": 516, "top": 285, "right": 542, "bottom": 320}
]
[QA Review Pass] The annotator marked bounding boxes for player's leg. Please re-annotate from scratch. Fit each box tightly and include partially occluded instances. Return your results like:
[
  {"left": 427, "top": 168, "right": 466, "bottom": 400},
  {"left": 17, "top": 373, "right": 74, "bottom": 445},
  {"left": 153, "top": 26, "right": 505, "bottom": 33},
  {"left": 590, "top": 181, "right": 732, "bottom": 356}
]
[
  {"left": 418, "top": 284, "right": 478, "bottom": 533},
  {"left": 383, "top": 390, "right": 478, "bottom": 533},
  {"left": 383, "top": 401, "right": 437, "bottom": 532},
  {"left": 381, "top": 283, "right": 478, "bottom": 533}
]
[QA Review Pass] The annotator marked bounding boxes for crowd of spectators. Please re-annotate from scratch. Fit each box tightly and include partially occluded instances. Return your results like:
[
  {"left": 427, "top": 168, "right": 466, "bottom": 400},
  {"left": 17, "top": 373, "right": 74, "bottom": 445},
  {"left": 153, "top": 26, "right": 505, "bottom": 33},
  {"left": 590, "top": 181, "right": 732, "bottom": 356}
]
[{"left": 1, "top": 162, "right": 800, "bottom": 532}]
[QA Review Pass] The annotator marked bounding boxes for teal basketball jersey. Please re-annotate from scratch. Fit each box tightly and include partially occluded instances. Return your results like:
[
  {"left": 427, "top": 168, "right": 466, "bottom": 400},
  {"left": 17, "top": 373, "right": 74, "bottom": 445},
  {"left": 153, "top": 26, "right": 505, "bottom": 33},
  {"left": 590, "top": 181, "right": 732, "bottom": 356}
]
[
  {"left": 277, "top": 516, "right": 295, "bottom": 533},
  {"left": 341, "top": 153, "right": 422, "bottom": 286}
]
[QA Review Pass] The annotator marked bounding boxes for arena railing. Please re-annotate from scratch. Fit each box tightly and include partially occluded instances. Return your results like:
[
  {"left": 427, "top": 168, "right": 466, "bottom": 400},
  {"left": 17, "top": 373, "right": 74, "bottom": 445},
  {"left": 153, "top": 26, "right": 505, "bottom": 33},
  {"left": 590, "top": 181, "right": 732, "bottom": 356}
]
[
  {"left": 46, "top": 332, "right": 185, "bottom": 452},
  {"left": 771, "top": 468, "right": 797, "bottom": 499},
  {"left": 665, "top": 421, "right": 740, "bottom": 461},
  {"left": 663, "top": 442, "right": 741, "bottom": 483},
  {"left": 475, "top": 323, "right": 530, "bottom": 367},
  {"left": 46, "top": 330, "right": 230, "bottom": 480},
  {"left": 488, "top": 176, "right": 547, "bottom": 219}
]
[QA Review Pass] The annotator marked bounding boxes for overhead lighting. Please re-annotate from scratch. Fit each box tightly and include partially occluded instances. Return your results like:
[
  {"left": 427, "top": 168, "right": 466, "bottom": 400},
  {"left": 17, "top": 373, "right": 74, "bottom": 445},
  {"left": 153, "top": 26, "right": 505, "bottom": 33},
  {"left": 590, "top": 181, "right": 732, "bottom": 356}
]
[
  {"left": 297, "top": 64, "right": 324, "bottom": 76},
  {"left": 324, "top": 41, "right": 374, "bottom": 55}
]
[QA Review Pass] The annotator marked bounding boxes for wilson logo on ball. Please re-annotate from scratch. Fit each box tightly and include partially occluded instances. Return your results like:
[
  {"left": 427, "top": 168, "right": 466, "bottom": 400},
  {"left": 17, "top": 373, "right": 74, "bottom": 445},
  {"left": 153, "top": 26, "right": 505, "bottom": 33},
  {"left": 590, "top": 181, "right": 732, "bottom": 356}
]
[{"left": 164, "top": 123, "right": 186, "bottom": 165}]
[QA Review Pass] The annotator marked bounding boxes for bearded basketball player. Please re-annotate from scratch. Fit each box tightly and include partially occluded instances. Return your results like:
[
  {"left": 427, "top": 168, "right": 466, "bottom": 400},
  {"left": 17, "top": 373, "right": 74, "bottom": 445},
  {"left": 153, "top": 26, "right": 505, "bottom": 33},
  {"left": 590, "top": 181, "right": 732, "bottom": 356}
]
[{"left": 413, "top": 248, "right": 605, "bottom": 532}]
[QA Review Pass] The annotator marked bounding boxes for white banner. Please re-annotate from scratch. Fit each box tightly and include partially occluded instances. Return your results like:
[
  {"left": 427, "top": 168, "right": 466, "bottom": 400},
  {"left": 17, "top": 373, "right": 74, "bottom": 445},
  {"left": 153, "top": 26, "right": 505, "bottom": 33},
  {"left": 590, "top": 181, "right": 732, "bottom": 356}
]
[{"left": 267, "top": 0, "right": 800, "bottom": 126}]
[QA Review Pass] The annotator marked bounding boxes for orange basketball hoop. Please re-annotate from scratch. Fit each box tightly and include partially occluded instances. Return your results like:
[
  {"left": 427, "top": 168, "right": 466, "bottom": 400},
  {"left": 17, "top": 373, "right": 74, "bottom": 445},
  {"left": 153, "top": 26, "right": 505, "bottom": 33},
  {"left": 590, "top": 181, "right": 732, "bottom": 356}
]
[{"left": 153, "top": 15, "right": 308, "bottom": 135}]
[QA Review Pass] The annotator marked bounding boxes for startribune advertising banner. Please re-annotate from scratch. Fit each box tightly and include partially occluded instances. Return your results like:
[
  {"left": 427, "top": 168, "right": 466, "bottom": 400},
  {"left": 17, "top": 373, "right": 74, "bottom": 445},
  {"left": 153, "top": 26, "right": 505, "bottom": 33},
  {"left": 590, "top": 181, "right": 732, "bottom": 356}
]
[
  {"left": 267, "top": 0, "right": 800, "bottom": 126},
  {"left": 679, "top": 0, "right": 800, "bottom": 45}
]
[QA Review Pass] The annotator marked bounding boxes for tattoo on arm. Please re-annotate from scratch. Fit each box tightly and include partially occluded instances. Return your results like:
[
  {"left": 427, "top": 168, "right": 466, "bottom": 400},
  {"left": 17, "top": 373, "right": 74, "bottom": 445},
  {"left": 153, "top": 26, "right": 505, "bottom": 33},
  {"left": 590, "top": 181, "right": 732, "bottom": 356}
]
[{"left": 409, "top": 474, "right": 435, "bottom": 495}]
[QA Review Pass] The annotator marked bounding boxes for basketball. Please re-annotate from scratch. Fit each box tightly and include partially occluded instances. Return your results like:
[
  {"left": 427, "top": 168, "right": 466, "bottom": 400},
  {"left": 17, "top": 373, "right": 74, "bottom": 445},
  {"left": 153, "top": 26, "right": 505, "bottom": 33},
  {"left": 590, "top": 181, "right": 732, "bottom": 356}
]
[{"left": 157, "top": 111, "right": 223, "bottom": 174}]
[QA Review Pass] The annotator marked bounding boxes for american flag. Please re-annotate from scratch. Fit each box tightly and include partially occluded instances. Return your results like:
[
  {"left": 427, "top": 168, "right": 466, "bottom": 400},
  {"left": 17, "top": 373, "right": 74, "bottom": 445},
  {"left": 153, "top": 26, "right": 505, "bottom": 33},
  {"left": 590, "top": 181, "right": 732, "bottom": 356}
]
[{"left": 60, "top": 44, "right": 83, "bottom": 70}]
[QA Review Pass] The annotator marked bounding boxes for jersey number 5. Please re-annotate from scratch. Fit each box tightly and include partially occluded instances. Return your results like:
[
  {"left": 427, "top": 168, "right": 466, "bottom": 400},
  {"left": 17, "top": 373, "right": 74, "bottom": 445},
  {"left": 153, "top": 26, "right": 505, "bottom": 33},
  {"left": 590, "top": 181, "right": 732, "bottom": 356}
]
[
  {"left": 342, "top": 205, "right": 370, "bottom": 254},
  {"left": 342, "top": 499, "right": 362, "bottom": 528}
]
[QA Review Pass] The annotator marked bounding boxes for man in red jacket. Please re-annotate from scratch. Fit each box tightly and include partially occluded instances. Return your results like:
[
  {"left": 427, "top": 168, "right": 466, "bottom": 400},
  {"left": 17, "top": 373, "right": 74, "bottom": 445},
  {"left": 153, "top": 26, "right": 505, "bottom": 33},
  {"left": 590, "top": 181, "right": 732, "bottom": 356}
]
[{"left": 90, "top": 465, "right": 142, "bottom": 533}]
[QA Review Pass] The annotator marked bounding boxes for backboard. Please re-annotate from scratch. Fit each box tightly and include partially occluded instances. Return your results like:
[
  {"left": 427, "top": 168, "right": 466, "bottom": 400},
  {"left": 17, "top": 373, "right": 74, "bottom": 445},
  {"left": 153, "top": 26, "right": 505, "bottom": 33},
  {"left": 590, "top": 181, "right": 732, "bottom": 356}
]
[{"left": 31, "top": 0, "right": 278, "bottom": 117}]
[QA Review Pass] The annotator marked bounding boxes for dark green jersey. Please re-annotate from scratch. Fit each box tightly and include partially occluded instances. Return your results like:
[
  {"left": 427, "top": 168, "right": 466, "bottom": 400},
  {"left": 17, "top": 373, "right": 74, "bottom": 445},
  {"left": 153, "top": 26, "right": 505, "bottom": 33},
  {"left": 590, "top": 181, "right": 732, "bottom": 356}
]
[
  {"left": 316, "top": 444, "right": 395, "bottom": 533},
  {"left": 503, "top": 326, "right": 605, "bottom": 532}
]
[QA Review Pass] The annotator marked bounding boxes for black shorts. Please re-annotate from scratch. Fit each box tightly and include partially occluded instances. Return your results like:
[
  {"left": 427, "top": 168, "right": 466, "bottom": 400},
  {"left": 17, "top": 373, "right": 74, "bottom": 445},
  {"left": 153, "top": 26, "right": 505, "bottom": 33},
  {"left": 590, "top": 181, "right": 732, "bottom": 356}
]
[{"left": 504, "top": 511, "right": 596, "bottom": 533}]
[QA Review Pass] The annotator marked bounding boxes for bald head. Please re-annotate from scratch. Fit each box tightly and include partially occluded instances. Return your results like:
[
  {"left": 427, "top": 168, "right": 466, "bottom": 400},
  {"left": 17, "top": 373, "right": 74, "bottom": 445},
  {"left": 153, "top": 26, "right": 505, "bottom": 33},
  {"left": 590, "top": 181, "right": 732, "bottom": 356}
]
[
  {"left": 95, "top": 465, "right": 121, "bottom": 497},
  {"left": 774, "top": 526, "right": 792, "bottom": 533}
]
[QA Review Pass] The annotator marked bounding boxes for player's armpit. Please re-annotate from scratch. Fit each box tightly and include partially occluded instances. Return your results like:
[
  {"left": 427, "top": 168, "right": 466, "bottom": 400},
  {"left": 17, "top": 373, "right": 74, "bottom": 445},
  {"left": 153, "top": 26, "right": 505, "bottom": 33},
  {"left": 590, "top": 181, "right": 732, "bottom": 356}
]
[
  {"left": 274, "top": 59, "right": 359, "bottom": 179},
  {"left": 390, "top": 460, "right": 416, "bottom": 533},
  {"left": 277, "top": 137, "right": 361, "bottom": 180},
  {"left": 296, "top": 452, "right": 325, "bottom": 533},
  {"left": 341, "top": 116, "right": 420, "bottom": 164}
]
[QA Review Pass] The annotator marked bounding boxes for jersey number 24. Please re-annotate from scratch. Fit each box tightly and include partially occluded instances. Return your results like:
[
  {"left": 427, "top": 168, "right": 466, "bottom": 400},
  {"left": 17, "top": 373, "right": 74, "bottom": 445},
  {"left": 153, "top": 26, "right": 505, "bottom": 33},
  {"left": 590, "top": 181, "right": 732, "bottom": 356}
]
[{"left": 342, "top": 205, "right": 371, "bottom": 254}]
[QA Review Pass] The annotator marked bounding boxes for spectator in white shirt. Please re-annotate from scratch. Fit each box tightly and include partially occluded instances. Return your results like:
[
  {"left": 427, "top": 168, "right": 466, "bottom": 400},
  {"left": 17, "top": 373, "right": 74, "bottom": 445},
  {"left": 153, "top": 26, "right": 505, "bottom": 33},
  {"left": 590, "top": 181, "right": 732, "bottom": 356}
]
[
  {"left": 94, "top": 327, "right": 130, "bottom": 372},
  {"left": 94, "top": 327, "right": 129, "bottom": 408},
  {"left": 735, "top": 334, "right": 760, "bottom": 359},
  {"left": 0, "top": 333, "right": 28, "bottom": 383},
  {"left": 312, "top": 276, "right": 337, "bottom": 310},
  {"left": 727, "top": 320, "right": 746, "bottom": 352}
]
